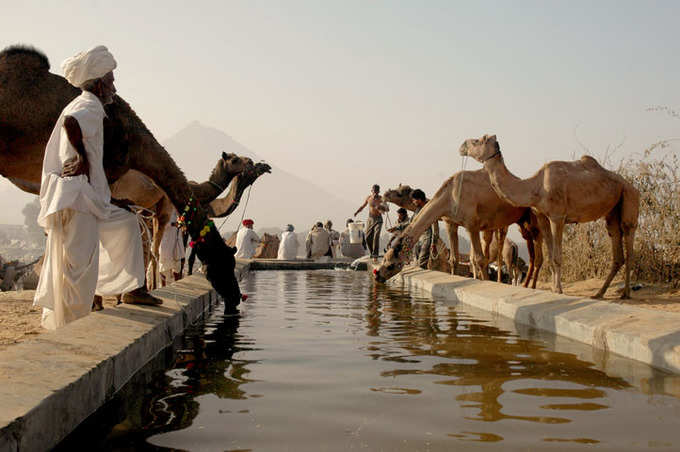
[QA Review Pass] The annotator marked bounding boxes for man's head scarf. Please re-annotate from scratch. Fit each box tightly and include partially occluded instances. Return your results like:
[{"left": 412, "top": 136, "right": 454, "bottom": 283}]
[
  {"left": 242, "top": 219, "right": 254, "bottom": 227},
  {"left": 285, "top": 224, "right": 294, "bottom": 232},
  {"left": 61, "top": 45, "right": 117, "bottom": 88}
]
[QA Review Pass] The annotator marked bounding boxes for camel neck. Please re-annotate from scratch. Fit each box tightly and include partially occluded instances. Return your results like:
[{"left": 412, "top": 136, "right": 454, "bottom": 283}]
[{"left": 484, "top": 155, "right": 537, "bottom": 208}]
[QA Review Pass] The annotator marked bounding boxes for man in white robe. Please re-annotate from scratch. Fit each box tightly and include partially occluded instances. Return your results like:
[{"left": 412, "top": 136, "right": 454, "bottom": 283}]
[
  {"left": 277, "top": 224, "right": 299, "bottom": 260},
  {"left": 234, "top": 219, "right": 259, "bottom": 259},
  {"left": 33, "top": 45, "right": 159, "bottom": 330}
]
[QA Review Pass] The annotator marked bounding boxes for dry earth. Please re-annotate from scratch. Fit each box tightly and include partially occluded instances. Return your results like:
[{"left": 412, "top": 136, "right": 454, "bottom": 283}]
[{"left": 0, "top": 290, "right": 119, "bottom": 351}]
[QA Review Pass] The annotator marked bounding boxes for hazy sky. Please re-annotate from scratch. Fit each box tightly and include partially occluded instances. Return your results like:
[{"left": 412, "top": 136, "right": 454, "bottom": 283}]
[{"left": 1, "top": 0, "right": 679, "bottom": 227}]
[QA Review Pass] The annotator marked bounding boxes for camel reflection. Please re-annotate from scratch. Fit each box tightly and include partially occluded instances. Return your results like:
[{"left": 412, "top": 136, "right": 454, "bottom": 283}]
[{"left": 366, "top": 286, "right": 630, "bottom": 430}]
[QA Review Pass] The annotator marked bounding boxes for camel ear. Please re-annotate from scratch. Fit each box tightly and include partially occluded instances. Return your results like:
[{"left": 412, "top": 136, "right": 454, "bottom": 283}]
[
  {"left": 222, "top": 151, "right": 228, "bottom": 161},
  {"left": 489, "top": 135, "right": 497, "bottom": 142}
]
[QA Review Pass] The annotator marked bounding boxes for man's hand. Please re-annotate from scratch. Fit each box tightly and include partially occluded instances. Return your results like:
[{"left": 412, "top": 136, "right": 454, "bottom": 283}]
[{"left": 61, "top": 154, "right": 89, "bottom": 179}]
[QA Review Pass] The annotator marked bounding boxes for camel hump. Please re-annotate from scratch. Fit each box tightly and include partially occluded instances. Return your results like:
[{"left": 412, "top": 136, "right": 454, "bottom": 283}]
[
  {"left": 579, "top": 154, "right": 603, "bottom": 168},
  {"left": 0, "top": 45, "right": 50, "bottom": 71}
]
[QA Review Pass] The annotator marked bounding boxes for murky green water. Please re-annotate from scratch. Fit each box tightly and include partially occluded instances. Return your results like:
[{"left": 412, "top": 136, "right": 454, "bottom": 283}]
[{"left": 62, "top": 270, "right": 680, "bottom": 451}]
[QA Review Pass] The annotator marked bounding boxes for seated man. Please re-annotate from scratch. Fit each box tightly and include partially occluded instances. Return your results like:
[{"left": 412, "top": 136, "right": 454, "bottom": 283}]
[
  {"left": 385, "top": 207, "right": 409, "bottom": 250},
  {"left": 411, "top": 189, "right": 438, "bottom": 269},
  {"left": 339, "top": 219, "right": 367, "bottom": 259},
  {"left": 306, "top": 222, "right": 331, "bottom": 258},
  {"left": 277, "top": 224, "right": 299, "bottom": 260},
  {"left": 235, "top": 219, "right": 260, "bottom": 259},
  {"left": 324, "top": 220, "right": 340, "bottom": 257}
]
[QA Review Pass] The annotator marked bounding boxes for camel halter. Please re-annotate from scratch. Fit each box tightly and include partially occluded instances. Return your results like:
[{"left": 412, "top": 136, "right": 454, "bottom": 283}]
[
  {"left": 208, "top": 180, "right": 226, "bottom": 192},
  {"left": 482, "top": 149, "right": 502, "bottom": 162}
]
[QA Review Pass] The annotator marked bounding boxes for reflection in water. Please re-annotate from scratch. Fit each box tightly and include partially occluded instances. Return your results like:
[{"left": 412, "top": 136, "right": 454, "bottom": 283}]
[{"left": 61, "top": 270, "right": 680, "bottom": 451}]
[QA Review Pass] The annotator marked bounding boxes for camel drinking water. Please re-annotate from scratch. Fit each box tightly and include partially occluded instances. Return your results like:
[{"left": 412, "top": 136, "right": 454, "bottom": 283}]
[
  {"left": 460, "top": 134, "right": 640, "bottom": 299},
  {"left": 375, "top": 169, "right": 541, "bottom": 283},
  {"left": 381, "top": 181, "right": 543, "bottom": 287}
]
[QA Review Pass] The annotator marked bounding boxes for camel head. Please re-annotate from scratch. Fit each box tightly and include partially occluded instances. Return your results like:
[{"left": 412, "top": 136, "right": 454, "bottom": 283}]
[
  {"left": 459, "top": 134, "right": 500, "bottom": 163},
  {"left": 373, "top": 235, "right": 414, "bottom": 283},
  {"left": 383, "top": 184, "right": 416, "bottom": 210},
  {"left": 210, "top": 152, "right": 247, "bottom": 188}
]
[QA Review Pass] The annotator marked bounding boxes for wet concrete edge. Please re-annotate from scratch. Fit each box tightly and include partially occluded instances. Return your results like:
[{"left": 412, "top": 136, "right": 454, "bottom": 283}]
[
  {"left": 373, "top": 264, "right": 680, "bottom": 377},
  {"left": 0, "top": 261, "right": 250, "bottom": 452}
]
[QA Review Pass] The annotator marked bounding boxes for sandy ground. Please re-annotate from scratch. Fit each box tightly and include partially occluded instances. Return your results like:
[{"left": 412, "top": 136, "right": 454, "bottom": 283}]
[
  {"left": 0, "top": 290, "right": 119, "bottom": 351},
  {"left": 536, "top": 278, "right": 680, "bottom": 313},
  {"left": 2, "top": 277, "right": 680, "bottom": 351}
]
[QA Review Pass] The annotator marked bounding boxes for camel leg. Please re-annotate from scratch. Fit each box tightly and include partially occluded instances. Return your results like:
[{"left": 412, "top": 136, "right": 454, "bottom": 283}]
[
  {"left": 445, "top": 221, "right": 459, "bottom": 275},
  {"left": 469, "top": 229, "right": 488, "bottom": 280},
  {"left": 620, "top": 227, "right": 636, "bottom": 299},
  {"left": 523, "top": 241, "right": 535, "bottom": 288},
  {"left": 530, "top": 234, "right": 543, "bottom": 289},
  {"left": 481, "top": 230, "right": 493, "bottom": 279},
  {"left": 496, "top": 227, "right": 508, "bottom": 283},
  {"left": 594, "top": 211, "right": 625, "bottom": 299},
  {"left": 536, "top": 214, "right": 554, "bottom": 290},
  {"left": 549, "top": 218, "right": 565, "bottom": 294}
]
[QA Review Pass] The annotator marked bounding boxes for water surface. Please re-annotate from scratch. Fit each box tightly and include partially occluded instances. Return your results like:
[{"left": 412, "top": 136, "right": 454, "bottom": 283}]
[{"left": 65, "top": 270, "right": 680, "bottom": 451}]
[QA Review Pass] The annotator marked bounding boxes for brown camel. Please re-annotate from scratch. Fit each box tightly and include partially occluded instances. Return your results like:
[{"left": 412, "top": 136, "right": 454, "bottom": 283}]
[
  {"left": 208, "top": 158, "right": 272, "bottom": 218},
  {"left": 111, "top": 152, "right": 246, "bottom": 289},
  {"left": 486, "top": 234, "right": 522, "bottom": 286},
  {"left": 0, "top": 46, "right": 241, "bottom": 305},
  {"left": 375, "top": 169, "right": 533, "bottom": 283},
  {"left": 383, "top": 184, "right": 456, "bottom": 274},
  {"left": 253, "top": 233, "right": 281, "bottom": 259},
  {"left": 383, "top": 183, "right": 543, "bottom": 286},
  {"left": 460, "top": 134, "right": 639, "bottom": 299}
]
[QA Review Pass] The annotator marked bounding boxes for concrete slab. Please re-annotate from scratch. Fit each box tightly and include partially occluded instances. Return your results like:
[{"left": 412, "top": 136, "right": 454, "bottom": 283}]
[
  {"left": 0, "top": 261, "right": 249, "bottom": 452},
  {"left": 375, "top": 264, "right": 680, "bottom": 376}
]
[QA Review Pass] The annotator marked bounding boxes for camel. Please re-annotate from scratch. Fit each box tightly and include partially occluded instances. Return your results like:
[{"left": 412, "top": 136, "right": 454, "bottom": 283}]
[
  {"left": 487, "top": 235, "right": 522, "bottom": 286},
  {"left": 383, "top": 184, "right": 456, "bottom": 275},
  {"left": 185, "top": 158, "right": 272, "bottom": 274},
  {"left": 0, "top": 46, "right": 242, "bottom": 305},
  {"left": 375, "top": 169, "right": 535, "bottom": 283},
  {"left": 383, "top": 183, "right": 543, "bottom": 286},
  {"left": 208, "top": 158, "right": 272, "bottom": 218},
  {"left": 111, "top": 152, "right": 247, "bottom": 289},
  {"left": 253, "top": 233, "right": 280, "bottom": 259},
  {"left": 460, "top": 134, "right": 639, "bottom": 299}
]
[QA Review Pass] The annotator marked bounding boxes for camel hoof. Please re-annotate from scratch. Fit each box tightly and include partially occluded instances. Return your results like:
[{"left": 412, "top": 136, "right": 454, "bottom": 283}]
[
  {"left": 619, "top": 293, "right": 631, "bottom": 300},
  {"left": 592, "top": 293, "right": 604, "bottom": 300}
]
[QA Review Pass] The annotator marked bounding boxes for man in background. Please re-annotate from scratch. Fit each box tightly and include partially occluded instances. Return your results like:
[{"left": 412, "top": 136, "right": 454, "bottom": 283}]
[
  {"left": 354, "top": 184, "right": 388, "bottom": 259},
  {"left": 235, "top": 219, "right": 259, "bottom": 259}
]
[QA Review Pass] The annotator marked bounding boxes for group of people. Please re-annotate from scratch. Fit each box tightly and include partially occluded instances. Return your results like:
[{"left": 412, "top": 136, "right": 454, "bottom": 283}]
[
  {"left": 353, "top": 184, "right": 437, "bottom": 268},
  {"left": 32, "top": 44, "right": 436, "bottom": 331}
]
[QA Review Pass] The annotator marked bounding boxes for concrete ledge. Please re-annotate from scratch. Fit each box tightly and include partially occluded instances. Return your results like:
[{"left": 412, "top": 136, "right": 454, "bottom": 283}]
[
  {"left": 240, "top": 258, "right": 367, "bottom": 271},
  {"left": 0, "top": 261, "right": 250, "bottom": 452},
  {"left": 382, "top": 265, "right": 680, "bottom": 375}
]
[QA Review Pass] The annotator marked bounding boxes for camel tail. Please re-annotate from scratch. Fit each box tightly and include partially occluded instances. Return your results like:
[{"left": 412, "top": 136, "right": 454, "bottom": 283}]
[{"left": 0, "top": 45, "right": 50, "bottom": 71}]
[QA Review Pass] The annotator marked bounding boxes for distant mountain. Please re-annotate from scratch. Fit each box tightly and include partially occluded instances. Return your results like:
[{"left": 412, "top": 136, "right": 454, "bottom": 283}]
[{"left": 162, "top": 122, "right": 357, "bottom": 231}]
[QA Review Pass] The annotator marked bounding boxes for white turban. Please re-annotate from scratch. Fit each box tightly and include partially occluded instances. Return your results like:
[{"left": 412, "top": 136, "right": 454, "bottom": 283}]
[{"left": 61, "top": 45, "right": 117, "bottom": 88}]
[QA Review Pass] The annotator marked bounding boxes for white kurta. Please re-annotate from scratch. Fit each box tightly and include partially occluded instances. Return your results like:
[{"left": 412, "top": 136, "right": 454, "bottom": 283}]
[
  {"left": 234, "top": 228, "right": 259, "bottom": 259},
  {"left": 277, "top": 231, "right": 299, "bottom": 260},
  {"left": 34, "top": 91, "right": 144, "bottom": 329},
  {"left": 159, "top": 211, "right": 185, "bottom": 275}
]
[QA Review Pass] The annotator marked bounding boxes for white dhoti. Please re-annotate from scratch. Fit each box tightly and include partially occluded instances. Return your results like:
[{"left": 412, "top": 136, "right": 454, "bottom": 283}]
[
  {"left": 158, "top": 213, "right": 184, "bottom": 281},
  {"left": 96, "top": 206, "right": 145, "bottom": 296},
  {"left": 35, "top": 209, "right": 99, "bottom": 330}
]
